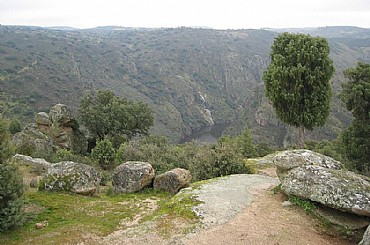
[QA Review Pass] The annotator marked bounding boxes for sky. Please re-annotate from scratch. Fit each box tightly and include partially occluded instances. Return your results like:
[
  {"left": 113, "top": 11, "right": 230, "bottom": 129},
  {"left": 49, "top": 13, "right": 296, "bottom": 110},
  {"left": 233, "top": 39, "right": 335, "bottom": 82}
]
[{"left": 0, "top": 0, "right": 369, "bottom": 29}]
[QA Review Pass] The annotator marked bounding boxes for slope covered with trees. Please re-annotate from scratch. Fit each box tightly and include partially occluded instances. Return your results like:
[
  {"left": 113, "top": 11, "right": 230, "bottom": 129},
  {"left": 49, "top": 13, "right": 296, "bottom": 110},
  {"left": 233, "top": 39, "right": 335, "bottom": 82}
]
[{"left": 1, "top": 25, "right": 369, "bottom": 146}]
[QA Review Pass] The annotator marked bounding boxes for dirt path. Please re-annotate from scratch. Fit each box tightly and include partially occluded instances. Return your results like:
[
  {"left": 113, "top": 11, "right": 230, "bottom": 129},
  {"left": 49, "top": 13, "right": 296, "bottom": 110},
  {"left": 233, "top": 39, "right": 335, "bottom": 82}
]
[
  {"left": 183, "top": 191, "right": 354, "bottom": 245},
  {"left": 92, "top": 173, "right": 355, "bottom": 245}
]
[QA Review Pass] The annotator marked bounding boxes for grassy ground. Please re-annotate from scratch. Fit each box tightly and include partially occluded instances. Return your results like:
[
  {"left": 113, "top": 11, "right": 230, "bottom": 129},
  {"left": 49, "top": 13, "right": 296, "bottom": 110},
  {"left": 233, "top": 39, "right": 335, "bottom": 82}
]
[{"left": 0, "top": 188, "right": 180, "bottom": 245}]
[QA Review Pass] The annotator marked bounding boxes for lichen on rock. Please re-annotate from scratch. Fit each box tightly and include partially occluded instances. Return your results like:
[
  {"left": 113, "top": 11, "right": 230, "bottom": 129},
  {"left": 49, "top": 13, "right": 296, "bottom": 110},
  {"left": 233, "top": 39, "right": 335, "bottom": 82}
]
[
  {"left": 154, "top": 168, "right": 192, "bottom": 193},
  {"left": 40, "top": 161, "right": 101, "bottom": 196}
]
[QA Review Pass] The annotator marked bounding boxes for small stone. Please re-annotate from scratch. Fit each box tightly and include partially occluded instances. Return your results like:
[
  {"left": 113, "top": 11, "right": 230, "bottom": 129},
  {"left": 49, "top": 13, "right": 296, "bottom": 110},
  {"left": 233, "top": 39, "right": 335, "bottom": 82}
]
[{"left": 282, "top": 201, "right": 293, "bottom": 207}]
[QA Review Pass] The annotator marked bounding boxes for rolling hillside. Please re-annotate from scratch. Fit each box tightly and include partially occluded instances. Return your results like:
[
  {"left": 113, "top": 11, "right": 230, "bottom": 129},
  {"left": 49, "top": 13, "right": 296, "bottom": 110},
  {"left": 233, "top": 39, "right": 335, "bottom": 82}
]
[{"left": 1, "top": 25, "right": 369, "bottom": 145}]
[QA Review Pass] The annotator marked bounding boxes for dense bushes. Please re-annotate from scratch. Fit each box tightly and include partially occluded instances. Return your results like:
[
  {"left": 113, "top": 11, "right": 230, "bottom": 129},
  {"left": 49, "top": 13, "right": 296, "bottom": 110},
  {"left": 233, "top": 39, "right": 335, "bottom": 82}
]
[{"left": 115, "top": 133, "right": 255, "bottom": 181}]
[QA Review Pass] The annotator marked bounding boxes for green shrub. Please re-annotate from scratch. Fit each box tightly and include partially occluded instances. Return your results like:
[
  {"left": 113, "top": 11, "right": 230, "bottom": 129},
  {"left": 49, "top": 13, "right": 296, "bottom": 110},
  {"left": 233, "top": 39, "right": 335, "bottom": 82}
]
[
  {"left": 213, "top": 138, "right": 250, "bottom": 177},
  {"left": 8, "top": 119, "right": 21, "bottom": 135},
  {"left": 92, "top": 138, "right": 116, "bottom": 170},
  {"left": 53, "top": 148, "right": 74, "bottom": 162}
]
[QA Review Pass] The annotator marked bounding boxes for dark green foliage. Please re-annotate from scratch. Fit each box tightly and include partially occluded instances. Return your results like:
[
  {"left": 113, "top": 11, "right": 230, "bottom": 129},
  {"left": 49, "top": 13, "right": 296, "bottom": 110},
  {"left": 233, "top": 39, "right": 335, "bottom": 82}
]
[
  {"left": 0, "top": 116, "right": 24, "bottom": 232},
  {"left": 8, "top": 119, "right": 21, "bottom": 135},
  {"left": 0, "top": 163, "right": 24, "bottom": 232},
  {"left": 341, "top": 62, "right": 370, "bottom": 121},
  {"left": 78, "top": 90, "right": 153, "bottom": 141},
  {"left": 340, "top": 62, "right": 370, "bottom": 175},
  {"left": 92, "top": 138, "right": 116, "bottom": 170},
  {"left": 263, "top": 32, "right": 334, "bottom": 147}
]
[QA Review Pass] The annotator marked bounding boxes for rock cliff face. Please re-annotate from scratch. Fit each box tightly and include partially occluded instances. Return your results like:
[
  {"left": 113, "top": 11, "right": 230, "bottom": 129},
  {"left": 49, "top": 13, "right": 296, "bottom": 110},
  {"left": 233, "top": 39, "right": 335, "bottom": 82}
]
[{"left": 13, "top": 104, "right": 87, "bottom": 154}]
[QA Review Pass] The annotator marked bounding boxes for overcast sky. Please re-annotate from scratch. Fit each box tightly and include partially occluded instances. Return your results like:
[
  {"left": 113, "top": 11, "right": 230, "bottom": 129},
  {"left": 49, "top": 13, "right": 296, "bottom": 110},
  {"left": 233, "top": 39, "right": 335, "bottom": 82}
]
[{"left": 0, "top": 0, "right": 369, "bottom": 29}]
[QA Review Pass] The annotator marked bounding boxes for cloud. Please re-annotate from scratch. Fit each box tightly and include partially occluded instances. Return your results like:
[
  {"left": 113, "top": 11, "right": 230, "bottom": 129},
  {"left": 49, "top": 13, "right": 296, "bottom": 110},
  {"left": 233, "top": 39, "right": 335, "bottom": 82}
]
[{"left": 0, "top": 0, "right": 369, "bottom": 28}]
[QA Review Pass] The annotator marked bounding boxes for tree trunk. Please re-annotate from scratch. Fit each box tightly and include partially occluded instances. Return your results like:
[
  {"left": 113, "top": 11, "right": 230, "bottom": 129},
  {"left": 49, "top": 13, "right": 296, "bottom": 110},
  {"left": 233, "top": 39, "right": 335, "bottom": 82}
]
[{"left": 298, "top": 125, "right": 305, "bottom": 149}]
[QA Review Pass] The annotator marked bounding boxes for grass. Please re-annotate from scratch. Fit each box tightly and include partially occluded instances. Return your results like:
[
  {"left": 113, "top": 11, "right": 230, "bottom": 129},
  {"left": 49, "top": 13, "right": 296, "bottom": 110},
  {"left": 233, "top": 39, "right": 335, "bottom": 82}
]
[
  {"left": 0, "top": 178, "right": 210, "bottom": 245},
  {"left": 288, "top": 195, "right": 317, "bottom": 214},
  {"left": 0, "top": 189, "right": 172, "bottom": 245}
]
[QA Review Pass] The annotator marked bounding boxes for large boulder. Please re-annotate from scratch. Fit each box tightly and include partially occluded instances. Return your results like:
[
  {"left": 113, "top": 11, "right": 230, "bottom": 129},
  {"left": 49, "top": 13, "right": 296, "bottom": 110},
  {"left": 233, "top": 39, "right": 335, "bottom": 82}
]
[
  {"left": 281, "top": 165, "right": 370, "bottom": 217},
  {"left": 154, "top": 168, "right": 192, "bottom": 193},
  {"left": 272, "top": 149, "right": 344, "bottom": 178},
  {"left": 40, "top": 161, "right": 100, "bottom": 196},
  {"left": 270, "top": 150, "right": 370, "bottom": 218},
  {"left": 360, "top": 225, "right": 370, "bottom": 245},
  {"left": 113, "top": 161, "right": 155, "bottom": 193}
]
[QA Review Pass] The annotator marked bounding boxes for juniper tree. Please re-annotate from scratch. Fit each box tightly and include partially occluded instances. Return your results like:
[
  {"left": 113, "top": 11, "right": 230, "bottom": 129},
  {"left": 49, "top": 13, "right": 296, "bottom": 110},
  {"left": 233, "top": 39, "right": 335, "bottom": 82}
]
[
  {"left": 0, "top": 115, "right": 24, "bottom": 232},
  {"left": 263, "top": 33, "right": 334, "bottom": 148},
  {"left": 340, "top": 62, "right": 370, "bottom": 175}
]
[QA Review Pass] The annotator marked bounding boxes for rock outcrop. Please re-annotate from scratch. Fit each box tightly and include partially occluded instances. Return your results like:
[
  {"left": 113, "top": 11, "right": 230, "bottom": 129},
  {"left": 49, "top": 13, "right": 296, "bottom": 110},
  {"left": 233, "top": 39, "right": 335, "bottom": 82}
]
[
  {"left": 13, "top": 104, "right": 87, "bottom": 154},
  {"left": 271, "top": 150, "right": 370, "bottom": 217},
  {"left": 282, "top": 165, "right": 370, "bottom": 217},
  {"left": 40, "top": 161, "right": 100, "bottom": 196},
  {"left": 272, "top": 149, "right": 344, "bottom": 178},
  {"left": 12, "top": 153, "right": 51, "bottom": 174},
  {"left": 113, "top": 161, "right": 155, "bottom": 193},
  {"left": 13, "top": 125, "right": 56, "bottom": 157},
  {"left": 154, "top": 168, "right": 192, "bottom": 193}
]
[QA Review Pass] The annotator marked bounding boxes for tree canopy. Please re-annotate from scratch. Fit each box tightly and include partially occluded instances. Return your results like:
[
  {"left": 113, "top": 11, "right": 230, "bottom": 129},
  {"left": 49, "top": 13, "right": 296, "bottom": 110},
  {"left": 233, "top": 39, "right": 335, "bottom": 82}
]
[
  {"left": 263, "top": 32, "right": 334, "bottom": 147},
  {"left": 340, "top": 62, "right": 370, "bottom": 175},
  {"left": 78, "top": 90, "right": 153, "bottom": 142}
]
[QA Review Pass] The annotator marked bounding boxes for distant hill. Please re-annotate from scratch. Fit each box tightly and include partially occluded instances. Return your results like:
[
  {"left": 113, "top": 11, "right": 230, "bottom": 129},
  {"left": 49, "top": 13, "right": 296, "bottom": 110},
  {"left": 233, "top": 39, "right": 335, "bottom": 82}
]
[{"left": 1, "top": 25, "right": 369, "bottom": 145}]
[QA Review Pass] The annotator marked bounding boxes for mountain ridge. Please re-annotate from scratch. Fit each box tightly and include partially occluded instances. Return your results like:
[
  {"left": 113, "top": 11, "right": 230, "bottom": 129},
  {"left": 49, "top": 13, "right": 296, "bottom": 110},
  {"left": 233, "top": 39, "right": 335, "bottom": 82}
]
[{"left": 1, "top": 25, "right": 369, "bottom": 145}]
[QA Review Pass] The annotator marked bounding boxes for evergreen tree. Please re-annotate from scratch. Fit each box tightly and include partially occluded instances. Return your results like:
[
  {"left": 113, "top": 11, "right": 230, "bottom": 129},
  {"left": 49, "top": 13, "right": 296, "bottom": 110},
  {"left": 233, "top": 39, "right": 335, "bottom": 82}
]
[
  {"left": 263, "top": 33, "right": 334, "bottom": 148},
  {"left": 0, "top": 115, "right": 24, "bottom": 232},
  {"left": 340, "top": 62, "right": 370, "bottom": 175}
]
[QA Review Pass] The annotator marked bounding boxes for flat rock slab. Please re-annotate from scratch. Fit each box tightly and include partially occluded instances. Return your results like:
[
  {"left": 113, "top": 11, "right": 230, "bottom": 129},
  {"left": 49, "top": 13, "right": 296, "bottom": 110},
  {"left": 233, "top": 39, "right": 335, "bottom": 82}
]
[{"left": 190, "top": 174, "right": 279, "bottom": 227}]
